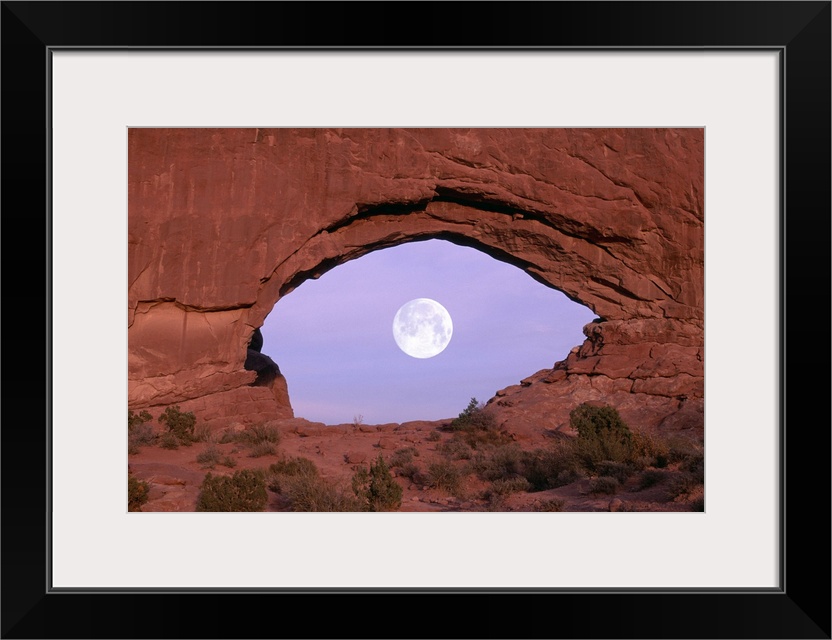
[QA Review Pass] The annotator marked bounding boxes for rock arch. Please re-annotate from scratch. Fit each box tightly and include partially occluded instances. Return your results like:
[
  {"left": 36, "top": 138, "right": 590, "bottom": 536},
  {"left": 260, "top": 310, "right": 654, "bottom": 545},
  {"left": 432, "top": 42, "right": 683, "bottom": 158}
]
[{"left": 128, "top": 128, "right": 703, "bottom": 434}]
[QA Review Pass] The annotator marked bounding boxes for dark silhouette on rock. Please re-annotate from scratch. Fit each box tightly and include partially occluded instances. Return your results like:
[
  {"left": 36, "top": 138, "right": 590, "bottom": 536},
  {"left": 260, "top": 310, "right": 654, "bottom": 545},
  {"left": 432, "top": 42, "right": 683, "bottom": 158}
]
[{"left": 244, "top": 328, "right": 280, "bottom": 386}]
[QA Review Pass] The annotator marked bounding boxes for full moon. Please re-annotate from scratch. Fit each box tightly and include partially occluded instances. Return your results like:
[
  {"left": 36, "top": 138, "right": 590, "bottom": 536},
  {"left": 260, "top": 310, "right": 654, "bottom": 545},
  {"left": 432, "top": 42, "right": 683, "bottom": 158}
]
[{"left": 392, "top": 298, "right": 453, "bottom": 359}]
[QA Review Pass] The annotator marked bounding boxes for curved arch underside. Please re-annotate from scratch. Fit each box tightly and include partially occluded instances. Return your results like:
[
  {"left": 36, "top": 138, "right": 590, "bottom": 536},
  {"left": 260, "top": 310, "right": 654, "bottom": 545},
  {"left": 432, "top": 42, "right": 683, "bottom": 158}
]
[{"left": 128, "top": 128, "right": 704, "bottom": 434}]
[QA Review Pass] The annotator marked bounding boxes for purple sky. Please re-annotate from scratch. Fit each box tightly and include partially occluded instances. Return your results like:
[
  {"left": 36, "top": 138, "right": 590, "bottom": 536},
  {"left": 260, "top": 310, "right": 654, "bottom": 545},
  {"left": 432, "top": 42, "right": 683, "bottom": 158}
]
[{"left": 261, "top": 239, "right": 597, "bottom": 425}]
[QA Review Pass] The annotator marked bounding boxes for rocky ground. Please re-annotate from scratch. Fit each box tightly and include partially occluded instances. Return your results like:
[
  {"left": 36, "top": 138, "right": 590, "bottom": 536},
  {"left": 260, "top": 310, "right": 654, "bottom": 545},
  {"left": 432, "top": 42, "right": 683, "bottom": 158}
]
[{"left": 128, "top": 413, "right": 704, "bottom": 513}]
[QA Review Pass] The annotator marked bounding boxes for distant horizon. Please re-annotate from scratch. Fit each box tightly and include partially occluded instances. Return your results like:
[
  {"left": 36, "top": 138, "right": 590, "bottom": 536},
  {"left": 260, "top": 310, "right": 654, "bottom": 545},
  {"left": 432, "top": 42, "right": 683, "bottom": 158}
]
[{"left": 260, "top": 239, "right": 597, "bottom": 424}]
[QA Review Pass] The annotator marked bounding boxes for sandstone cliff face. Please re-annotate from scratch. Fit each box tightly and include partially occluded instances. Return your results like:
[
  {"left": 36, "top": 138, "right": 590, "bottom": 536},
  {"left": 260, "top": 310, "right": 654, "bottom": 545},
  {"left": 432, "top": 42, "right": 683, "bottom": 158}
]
[{"left": 128, "top": 128, "right": 703, "bottom": 433}]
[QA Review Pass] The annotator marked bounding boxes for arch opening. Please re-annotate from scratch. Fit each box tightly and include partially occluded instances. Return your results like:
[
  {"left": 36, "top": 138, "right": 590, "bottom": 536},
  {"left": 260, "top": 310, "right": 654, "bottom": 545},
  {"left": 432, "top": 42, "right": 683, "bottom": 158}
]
[{"left": 256, "top": 239, "right": 597, "bottom": 425}]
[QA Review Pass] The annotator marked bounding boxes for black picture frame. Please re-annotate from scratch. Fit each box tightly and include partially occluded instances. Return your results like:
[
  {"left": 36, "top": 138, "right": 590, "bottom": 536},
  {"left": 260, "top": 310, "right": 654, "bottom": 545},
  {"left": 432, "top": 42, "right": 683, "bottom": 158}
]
[{"left": 2, "top": 2, "right": 829, "bottom": 638}]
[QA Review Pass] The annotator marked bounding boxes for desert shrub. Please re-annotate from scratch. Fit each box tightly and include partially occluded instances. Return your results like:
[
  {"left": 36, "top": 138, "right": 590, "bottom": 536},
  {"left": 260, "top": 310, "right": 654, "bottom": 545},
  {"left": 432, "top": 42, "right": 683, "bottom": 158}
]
[
  {"left": 588, "top": 476, "right": 620, "bottom": 495},
  {"left": 266, "top": 457, "right": 320, "bottom": 493},
  {"left": 237, "top": 423, "right": 281, "bottom": 446},
  {"left": 451, "top": 397, "right": 497, "bottom": 431},
  {"left": 596, "top": 460, "right": 635, "bottom": 485},
  {"left": 195, "top": 470, "right": 268, "bottom": 512},
  {"left": 397, "top": 462, "right": 420, "bottom": 480},
  {"left": 521, "top": 444, "right": 583, "bottom": 491},
  {"left": 196, "top": 444, "right": 223, "bottom": 468},
  {"left": 128, "top": 410, "right": 155, "bottom": 454},
  {"left": 637, "top": 469, "right": 666, "bottom": 491},
  {"left": 471, "top": 445, "right": 525, "bottom": 482},
  {"left": 389, "top": 447, "right": 417, "bottom": 468},
  {"left": 664, "top": 450, "right": 704, "bottom": 500},
  {"left": 269, "top": 456, "right": 319, "bottom": 477},
  {"left": 490, "top": 476, "right": 531, "bottom": 496},
  {"left": 282, "top": 474, "right": 360, "bottom": 512},
  {"left": 448, "top": 398, "right": 511, "bottom": 448},
  {"left": 668, "top": 472, "right": 703, "bottom": 499},
  {"left": 247, "top": 442, "right": 277, "bottom": 458},
  {"left": 267, "top": 456, "right": 320, "bottom": 493},
  {"left": 128, "top": 473, "right": 150, "bottom": 512},
  {"left": 426, "top": 459, "right": 463, "bottom": 495},
  {"left": 268, "top": 456, "right": 358, "bottom": 512},
  {"left": 630, "top": 431, "right": 670, "bottom": 468},
  {"left": 462, "top": 427, "right": 512, "bottom": 449},
  {"left": 158, "top": 431, "right": 180, "bottom": 450},
  {"left": 426, "top": 430, "right": 441, "bottom": 442},
  {"left": 664, "top": 435, "right": 704, "bottom": 463},
  {"left": 352, "top": 455, "right": 403, "bottom": 512},
  {"left": 193, "top": 424, "right": 213, "bottom": 443},
  {"left": 196, "top": 445, "right": 236, "bottom": 469},
  {"left": 218, "top": 430, "right": 239, "bottom": 445},
  {"left": 159, "top": 405, "right": 196, "bottom": 446},
  {"left": 679, "top": 451, "right": 705, "bottom": 483},
  {"left": 437, "top": 436, "right": 473, "bottom": 460},
  {"left": 569, "top": 403, "right": 635, "bottom": 469},
  {"left": 535, "top": 498, "right": 566, "bottom": 512}
]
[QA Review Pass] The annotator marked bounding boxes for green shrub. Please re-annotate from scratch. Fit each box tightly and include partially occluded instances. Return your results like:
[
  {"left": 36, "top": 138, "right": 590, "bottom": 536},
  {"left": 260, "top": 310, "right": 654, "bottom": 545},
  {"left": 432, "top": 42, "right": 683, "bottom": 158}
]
[
  {"left": 159, "top": 405, "right": 196, "bottom": 446},
  {"left": 588, "top": 476, "right": 620, "bottom": 495},
  {"left": 448, "top": 398, "right": 510, "bottom": 448},
  {"left": 128, "top": 410, "right": 152, "bottom": 431},
  {"left": 426, "top": 430, "right": 442, "bottom": 442},
  {"left": 220, "top": 455, "right": 237, "bottom": 468},
  {"left": 569, "top": 403, "right": 635, "bottom": 469},
  {"left": 128, "top": 473, "right": 150, "bottom": 512},
  {"left": 195, "top": 470, "right": 268, "bottom": 512},
  {"left": 352, "top": 455, "right": 403, "bottom": 512},
  {"left": 451, "top": 397, "right": 479, "bottom": 428}
]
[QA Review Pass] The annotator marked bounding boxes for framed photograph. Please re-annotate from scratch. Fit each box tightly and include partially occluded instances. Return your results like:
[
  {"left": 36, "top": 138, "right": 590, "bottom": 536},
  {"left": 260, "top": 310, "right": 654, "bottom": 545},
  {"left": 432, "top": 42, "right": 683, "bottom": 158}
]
[{"left": 3, "top": 2, "right": 829, "bottom": 638}]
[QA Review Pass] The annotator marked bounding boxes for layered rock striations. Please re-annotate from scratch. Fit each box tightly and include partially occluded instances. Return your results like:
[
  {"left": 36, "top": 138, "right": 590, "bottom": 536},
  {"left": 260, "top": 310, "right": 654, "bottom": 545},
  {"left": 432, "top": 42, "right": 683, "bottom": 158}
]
[{"left": 128, "top": 128, "right": 703, "bottom": 432}]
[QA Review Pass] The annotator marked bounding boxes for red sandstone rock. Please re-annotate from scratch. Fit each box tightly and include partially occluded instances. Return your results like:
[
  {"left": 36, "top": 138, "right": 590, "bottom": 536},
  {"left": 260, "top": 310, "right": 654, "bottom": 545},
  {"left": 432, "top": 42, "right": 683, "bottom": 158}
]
[{"left": 128, "top": 128, "right": 703, "bottom": 434}]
